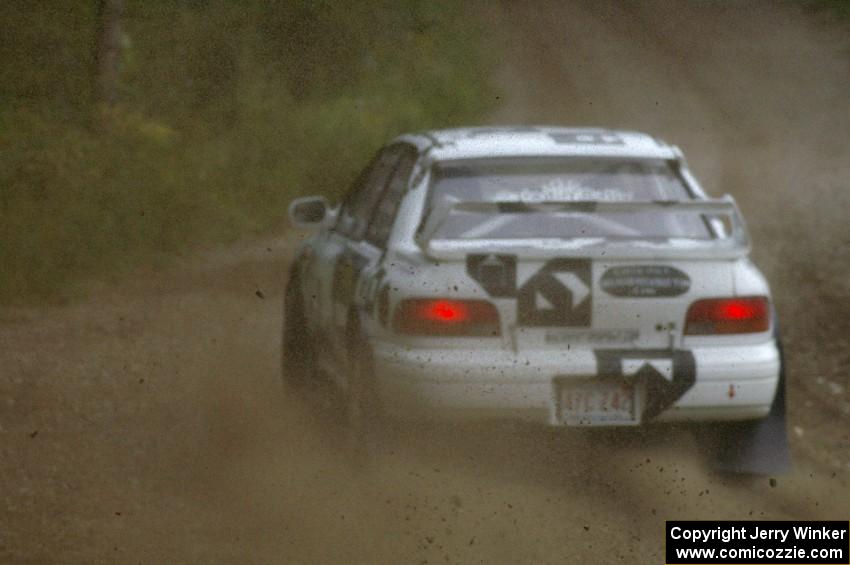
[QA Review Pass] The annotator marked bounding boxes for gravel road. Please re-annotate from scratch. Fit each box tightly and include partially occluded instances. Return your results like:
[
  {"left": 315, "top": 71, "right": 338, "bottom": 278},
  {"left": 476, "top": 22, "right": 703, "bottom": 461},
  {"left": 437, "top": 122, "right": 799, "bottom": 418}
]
[{"left": 2, "top": 2, "right": 848, "bottom": 563}]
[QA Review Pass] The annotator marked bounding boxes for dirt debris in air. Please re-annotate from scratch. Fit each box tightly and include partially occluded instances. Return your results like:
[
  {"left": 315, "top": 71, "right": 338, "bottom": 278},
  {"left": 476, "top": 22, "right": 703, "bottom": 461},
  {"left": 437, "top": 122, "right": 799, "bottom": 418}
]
[{"left": 1, "top": 2, "right": 849, "bottom": 564}]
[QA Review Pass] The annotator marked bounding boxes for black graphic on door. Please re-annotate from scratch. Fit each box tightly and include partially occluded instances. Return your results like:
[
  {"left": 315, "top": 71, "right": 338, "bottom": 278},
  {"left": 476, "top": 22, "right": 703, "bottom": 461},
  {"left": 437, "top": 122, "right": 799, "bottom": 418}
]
[
  {"left": 332, "top": 248, "right": 369, "bottom": 309},
  {"left": 517, "top": 259, "right": 591, "bottom": 327},
  {"left": 594, "top": 349, "right": 696, "bottom": 420}
]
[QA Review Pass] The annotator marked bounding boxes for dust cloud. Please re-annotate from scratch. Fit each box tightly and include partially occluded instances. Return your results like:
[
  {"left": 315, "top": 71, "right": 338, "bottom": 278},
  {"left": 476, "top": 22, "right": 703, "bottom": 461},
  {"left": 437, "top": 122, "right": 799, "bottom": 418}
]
[{"left": 2, "top": 2, "right": 848, "bottom": 563}]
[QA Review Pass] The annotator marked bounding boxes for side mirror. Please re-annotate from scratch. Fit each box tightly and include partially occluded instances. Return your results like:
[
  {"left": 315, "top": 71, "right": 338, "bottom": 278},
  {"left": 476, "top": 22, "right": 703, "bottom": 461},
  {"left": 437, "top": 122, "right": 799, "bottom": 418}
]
[{"left": 288, "top": 196, "right": 332, "bottom": 228}]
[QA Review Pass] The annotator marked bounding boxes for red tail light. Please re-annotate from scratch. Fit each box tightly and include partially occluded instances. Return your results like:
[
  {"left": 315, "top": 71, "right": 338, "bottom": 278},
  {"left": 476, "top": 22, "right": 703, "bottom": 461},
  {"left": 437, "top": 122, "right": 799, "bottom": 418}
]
[
  {"left": 684, "top": 296, "right": 770, "bottom": 335},
  {"left": 393, "top": 298, "right": 501, "bottom": 337}
]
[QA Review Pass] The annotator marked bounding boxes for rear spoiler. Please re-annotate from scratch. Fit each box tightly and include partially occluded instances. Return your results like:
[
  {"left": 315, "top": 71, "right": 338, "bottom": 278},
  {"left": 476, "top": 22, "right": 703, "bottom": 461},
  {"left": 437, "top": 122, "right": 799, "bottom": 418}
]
[{"left": 416, "top": 195, "right": 751, "bottom": 260}]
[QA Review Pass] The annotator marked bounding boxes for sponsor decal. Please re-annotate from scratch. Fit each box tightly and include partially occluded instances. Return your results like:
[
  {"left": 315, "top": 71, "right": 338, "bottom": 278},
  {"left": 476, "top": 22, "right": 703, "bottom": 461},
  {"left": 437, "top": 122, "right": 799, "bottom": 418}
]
[
  {"left": 594, "top": 349, "right": 696, "bottom": 420},
  {"left": 600, "top": 265, "right": 691, "bottom": 297},
  {"left": 493, "top": 178, "right": 633, "bottom": 204},
  {"left": 545, "top": 328, "right": 638, "bottom": 345},
  {"left": 466, "top": 254, "right": 517, "bottom": 297},
  {"left": 467, "top": 256, "right": 592, "bottom": 327},
  {"left": 517, "top": 259, "right": 592, "bottom": 327}
]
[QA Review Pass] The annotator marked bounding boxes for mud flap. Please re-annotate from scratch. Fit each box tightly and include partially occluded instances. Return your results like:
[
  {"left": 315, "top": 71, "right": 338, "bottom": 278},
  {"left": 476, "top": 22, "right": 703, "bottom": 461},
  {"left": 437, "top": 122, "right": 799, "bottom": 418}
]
[{"left": 707, "top": 334, "right": 792, "bottom": 475}]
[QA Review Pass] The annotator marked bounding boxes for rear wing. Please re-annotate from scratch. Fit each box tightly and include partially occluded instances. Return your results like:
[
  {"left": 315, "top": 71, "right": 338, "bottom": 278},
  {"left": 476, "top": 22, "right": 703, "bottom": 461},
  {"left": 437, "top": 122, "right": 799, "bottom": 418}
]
[{"left": 416, "top": 195, "right": 751, "bottom": 260}]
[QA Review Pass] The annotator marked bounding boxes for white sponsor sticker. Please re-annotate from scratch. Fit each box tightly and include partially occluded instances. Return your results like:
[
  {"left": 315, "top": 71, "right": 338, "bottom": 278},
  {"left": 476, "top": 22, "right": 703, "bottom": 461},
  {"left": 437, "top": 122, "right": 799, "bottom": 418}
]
[
  {"left": 544, "top": 328, "right": 639, "bottom": 344},
  {"left": 495, "top": 178, "right": 633, "bottom": 204}
]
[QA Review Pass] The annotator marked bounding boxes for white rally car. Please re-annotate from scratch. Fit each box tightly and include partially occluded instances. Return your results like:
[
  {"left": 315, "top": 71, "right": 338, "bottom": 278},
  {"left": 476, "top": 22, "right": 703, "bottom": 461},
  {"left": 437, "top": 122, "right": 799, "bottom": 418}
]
[{"left": 284, "top": 127, "right": 789, "bottom": 472}]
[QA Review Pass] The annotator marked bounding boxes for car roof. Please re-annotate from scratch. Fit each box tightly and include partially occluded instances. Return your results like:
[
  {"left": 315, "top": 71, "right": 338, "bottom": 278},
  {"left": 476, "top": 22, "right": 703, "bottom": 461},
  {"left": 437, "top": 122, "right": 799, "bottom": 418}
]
[{"left": 397, "top": 126, "right": 679, "bottom": 161}]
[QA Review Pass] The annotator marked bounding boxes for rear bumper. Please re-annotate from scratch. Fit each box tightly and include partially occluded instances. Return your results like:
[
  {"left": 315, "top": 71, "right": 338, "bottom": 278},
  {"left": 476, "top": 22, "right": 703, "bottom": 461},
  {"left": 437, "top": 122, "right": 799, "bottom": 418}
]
[{"left": 371, "top": 340, "right": 780, "bottom": 424}]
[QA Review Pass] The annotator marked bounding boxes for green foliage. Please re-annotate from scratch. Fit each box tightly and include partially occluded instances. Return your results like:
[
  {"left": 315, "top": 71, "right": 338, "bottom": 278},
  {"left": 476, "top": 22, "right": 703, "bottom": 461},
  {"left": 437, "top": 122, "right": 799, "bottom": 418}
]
[
  {"left": 806, "top": 0, "right": 850, "bottom": 20},
  {"left": 0, "top": 0, "right": 497, "bottom": 303}
]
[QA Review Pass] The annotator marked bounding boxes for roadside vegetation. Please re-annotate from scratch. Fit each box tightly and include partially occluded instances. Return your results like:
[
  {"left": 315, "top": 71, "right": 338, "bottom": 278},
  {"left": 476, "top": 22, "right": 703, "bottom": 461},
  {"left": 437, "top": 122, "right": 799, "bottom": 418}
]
[
  {"left": 0, "top": 1, "right": 496, "bottom": 303},
  {"left": 808, "top": 0, "right": 850, "bottom": 20}
]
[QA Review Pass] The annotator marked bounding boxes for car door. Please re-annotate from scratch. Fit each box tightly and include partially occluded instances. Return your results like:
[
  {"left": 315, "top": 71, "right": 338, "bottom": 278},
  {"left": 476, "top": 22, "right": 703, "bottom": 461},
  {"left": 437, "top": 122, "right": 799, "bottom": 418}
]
[
  {"left": 311, "top": 144, "right": 405, "bottom": 358},
  {"left": 355, "top": 144, "right": 419, "bottom": 337}
]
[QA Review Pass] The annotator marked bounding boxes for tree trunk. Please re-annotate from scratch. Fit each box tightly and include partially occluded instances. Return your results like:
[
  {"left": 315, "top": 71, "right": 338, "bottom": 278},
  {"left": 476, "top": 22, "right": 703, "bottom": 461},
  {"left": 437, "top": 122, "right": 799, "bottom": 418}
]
[{"left": 93, "top": 0, "right": 124, "bottom": 107}]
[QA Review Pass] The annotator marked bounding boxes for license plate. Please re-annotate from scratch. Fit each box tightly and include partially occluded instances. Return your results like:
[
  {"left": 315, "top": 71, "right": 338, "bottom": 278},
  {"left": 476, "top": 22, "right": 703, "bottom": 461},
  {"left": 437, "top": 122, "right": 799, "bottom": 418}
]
[{"left": 556, "top": 379, "right": 641, "bottom": 426}]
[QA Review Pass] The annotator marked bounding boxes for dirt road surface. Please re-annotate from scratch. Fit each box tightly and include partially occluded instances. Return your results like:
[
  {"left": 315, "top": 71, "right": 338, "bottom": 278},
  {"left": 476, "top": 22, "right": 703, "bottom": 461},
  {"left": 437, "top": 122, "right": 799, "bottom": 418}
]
[{"left": 2, "top": 2, "right": 848, "bottom": 563}]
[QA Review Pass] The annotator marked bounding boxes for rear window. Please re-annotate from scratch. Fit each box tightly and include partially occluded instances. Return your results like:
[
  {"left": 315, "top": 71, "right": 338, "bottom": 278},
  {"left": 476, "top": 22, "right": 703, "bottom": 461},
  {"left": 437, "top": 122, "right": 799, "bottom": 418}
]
[{"left": 426, "top": 158, "right": 713, "bottom": 240}]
